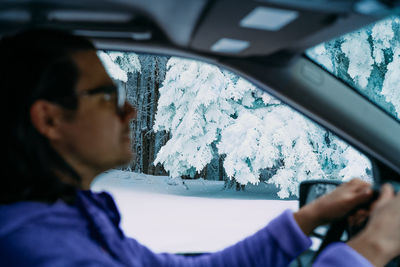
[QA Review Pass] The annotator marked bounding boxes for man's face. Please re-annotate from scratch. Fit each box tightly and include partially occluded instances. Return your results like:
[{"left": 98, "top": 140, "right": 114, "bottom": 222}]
[{"left": 51, "top": 50, "right": 136, "bottom": 185}]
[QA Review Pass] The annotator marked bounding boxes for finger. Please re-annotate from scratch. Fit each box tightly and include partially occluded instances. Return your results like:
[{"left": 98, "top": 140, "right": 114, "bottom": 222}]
[
  {"left": 355, "top": 209, "right": 369, "bottom": 217},
  {"left": 347, "top": 178, "right": 364, "bottom": 187},
  {"left": 348, "top": 209, "right": 369, "bottom": 227},
  {"left": 351, "top": 179, "right": 371, "bottom": 190},
  {"left": 347, "top": 179, "right": 371, "bottom": 194},
  {"left": 355, "top": 213, "right": 368, "bottom": 226},
  {"left": 352, "top": 184, "right": 374, "bottom": 202},
  {"left": 373, "top": 184, "right": 395, "bottom": 209},
  {"left": 340, "top": 178, "right": 371, "bottom": 196},
  {"left": 340, "top": 188, "right": 374, "bottom": 216},
  {"left": 347, "top": 178, "right": 359, "bottom": 184},
  {"left": 381, "top": 183, "right": 395, "bottom": 198}
]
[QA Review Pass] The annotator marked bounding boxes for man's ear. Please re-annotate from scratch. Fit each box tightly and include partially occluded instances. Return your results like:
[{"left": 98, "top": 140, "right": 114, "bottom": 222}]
[{"left": 30, "top": 100, "right": 63, "bottom": 140}]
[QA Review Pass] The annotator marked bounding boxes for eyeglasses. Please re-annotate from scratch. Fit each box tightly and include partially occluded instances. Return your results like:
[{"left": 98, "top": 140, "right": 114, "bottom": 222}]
[{"left": 78, "top": 83, "right": 127, "bottom": 115}]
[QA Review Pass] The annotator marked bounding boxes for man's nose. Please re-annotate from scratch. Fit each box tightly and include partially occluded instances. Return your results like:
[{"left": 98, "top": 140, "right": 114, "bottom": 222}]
[{"left": 119, "top": 101, "right": 137, "bottom": 121}]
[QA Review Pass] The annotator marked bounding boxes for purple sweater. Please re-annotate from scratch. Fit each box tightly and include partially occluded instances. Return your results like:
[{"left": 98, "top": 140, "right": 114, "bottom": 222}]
[{"left": 0, "top": 191, "right": 373, "bottom": 266}]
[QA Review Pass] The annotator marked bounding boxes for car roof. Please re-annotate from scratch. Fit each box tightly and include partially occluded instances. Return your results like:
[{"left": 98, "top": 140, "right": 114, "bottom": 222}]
[{"left": 2, "top": 0, "right": 400, "bottom": 176}]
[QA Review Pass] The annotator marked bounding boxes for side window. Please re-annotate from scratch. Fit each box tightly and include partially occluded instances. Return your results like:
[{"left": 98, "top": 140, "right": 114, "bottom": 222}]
[
  {"left": 92, "top": 51, "right": 372, "bottom": 253},
  {"left": 307, "top": 16, "right": 400, "bottom": 122}
]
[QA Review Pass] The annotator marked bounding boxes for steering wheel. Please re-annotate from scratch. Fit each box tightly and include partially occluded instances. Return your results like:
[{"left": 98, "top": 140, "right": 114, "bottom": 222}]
[{"left": 299, "top": 180, "right": 400, "bottom": 267}]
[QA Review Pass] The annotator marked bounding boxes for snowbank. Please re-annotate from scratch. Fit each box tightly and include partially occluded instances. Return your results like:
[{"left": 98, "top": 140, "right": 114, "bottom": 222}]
[{"left": 91, "top": 170, "right": 298, "bottom": 253}]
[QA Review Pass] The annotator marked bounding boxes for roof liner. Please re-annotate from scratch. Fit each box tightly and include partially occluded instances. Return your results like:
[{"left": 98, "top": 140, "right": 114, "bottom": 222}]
[
  {"left": 190, "top": 0, "right": 383, "bottom": 56},
  {"left": 0, "top": 0, "right": 392, "bottom": 58},
  {"left": 0, "top": 0, "right": 209, "bottom": 46}
]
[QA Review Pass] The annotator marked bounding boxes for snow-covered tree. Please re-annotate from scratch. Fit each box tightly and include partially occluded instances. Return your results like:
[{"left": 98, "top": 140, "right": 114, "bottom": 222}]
[
  {"left": 101, "top": 20, "right": 393, "bottom": 198},
  {"left": 307, "top": 16, "right": 400, "bottom": 119},
  {"left": 99, "top": 51, "right": 171, "bottom": 174},
  {"left": 154, "top": 57, "right": 372, "bottom": 198},
  {"left": 218, "top": 77, "right": 370, "bottom": 198},
  {"left": 97, "top": 51, "right": 141, "bottom": 82},
  {"left": 153, "top": 58, "right": 234, "bottom": 179}
]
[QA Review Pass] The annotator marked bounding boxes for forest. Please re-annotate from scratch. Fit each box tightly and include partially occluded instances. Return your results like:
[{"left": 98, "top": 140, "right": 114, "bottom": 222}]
[{"left": 95, "top": 14, "right": 400, "bottom": 199}]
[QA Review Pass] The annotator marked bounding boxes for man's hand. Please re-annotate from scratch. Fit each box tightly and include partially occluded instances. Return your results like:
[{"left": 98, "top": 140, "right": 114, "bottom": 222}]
[
  {"left": 294, "top": 179, "right": 373, "bottom": 236},
  {"left": 348, "top": 184, "right": 400, "bottom": 267}
]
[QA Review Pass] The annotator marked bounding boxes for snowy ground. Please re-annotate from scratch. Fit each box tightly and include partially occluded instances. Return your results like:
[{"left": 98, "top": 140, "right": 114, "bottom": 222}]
[{"left": 91, "top": 170, "right": 298, "bottom": 253}]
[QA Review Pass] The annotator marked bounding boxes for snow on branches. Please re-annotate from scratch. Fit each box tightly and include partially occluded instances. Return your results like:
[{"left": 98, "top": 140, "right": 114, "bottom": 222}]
[{"left": 153, "top": 57, "right": 371, "bottom": 198}]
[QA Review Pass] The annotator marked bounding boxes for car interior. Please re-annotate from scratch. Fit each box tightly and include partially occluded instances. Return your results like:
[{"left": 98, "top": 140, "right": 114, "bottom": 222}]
[{"left": 1, "top": 0, "right": 400, "bottom": 266}]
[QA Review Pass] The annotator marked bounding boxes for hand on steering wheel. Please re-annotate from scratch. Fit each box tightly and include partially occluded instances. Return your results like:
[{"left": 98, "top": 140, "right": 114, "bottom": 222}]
[{"left": 314, "top": 184, "right": 400, "bottom": 267}]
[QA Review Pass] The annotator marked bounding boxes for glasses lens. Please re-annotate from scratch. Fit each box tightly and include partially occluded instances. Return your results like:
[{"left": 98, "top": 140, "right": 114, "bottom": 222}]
[
  {"left": 117, "top": 84, "right": 126, "bottom": 112},
  {"left": 80, "top": 83, "right": 126, "bottom": 114}
]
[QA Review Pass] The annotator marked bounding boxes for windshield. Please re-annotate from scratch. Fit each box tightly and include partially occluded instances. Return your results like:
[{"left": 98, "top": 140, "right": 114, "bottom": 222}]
[{"left": 306, "top": 16, "right": 400, "bottom": 122}]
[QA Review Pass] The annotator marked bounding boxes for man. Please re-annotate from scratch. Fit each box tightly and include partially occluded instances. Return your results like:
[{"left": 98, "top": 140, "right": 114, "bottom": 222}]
[{"left": 1, "top": 29, "right": 399, "bottom": 267}]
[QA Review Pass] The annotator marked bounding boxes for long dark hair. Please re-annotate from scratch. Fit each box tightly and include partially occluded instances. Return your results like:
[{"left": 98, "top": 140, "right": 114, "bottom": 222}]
[{"left": 1, "top": 29, "right": 95, "bottom": 204}]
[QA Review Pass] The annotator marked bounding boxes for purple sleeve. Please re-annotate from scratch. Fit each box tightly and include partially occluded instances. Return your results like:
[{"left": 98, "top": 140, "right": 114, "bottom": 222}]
[
  {"left": 314, "top": 242, "right": 374, "bottom": 267},
  {"left": 0, "top": 224, "right": 126, "bottom": 267},
  {"left": 127, "top": 210, "right": 312, "bottom": 267}
]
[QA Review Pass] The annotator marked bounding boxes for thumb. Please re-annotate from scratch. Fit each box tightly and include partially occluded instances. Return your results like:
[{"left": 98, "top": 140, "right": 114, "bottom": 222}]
[{"left": 374, "top": 184, "right": 395, "bottom": 210}]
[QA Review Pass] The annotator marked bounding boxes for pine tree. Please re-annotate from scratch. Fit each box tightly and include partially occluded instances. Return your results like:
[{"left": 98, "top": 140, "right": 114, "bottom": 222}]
[
  {"left": 153, "top": 57, "right": 234, "bottom": 180},
  {"left": 154, "top": 57, "right": 372, "bottom": 198},
  {"left": 307, "top": 16, "right": 400, "bottom": 119}
]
